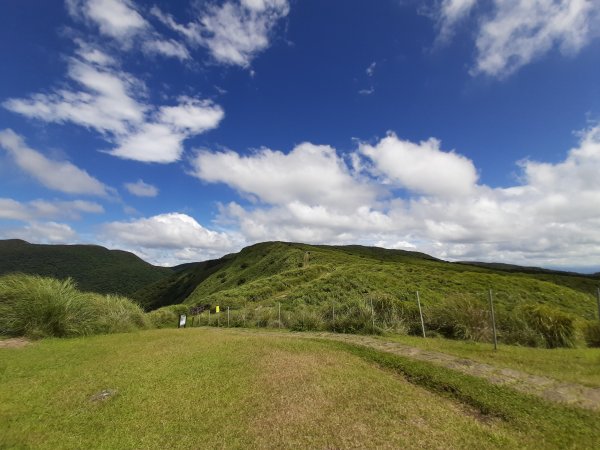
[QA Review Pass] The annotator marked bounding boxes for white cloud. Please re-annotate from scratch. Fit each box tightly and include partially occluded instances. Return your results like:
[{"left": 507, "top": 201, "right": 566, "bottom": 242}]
[
  {"left": 358, "top": 87, "right": 374, "bottom": 95},
  {"left": 153, "top": 0, "right": 289, "bottom": 67},
  {"left": 0, "top": 221, "right": 78, "bottom": 244},
  {"left": 202, "top": 124, "right": 600, "bottom": 269},
  {"left": 0, "top": 198, "right": 103, "bottom": 221},
  {"left": 3, "top": 57, "right": 224, "bottom": 163},
  {"left": 142, "top": 38, "right": 190, "bottom": 60},
  {"left": 0, "top": 129, "right": 110, "bottom": 196},
  {"left": 473, "top": 0, "right": 600, "bottom": 77},
  {"left": 366, "top": 61, "right": 377, "bottom": 76},
  {"left": 66, "top": 0, "right": 148, "bottom": 42},
  {"left": 3, "top": 58, "right": 144, "bottom": 135},
  {"left": 101, "top": 212, "right": 238, "bottom": 264},
  {"left": 432, "top": 0, "right": 600, "bottom": 77},
  {"left": 191, "top": 142, "right": 378, "bottom": 210},
  {"left": 360, "top": 133, "right": 478, "bottom": 197},
  {"left": 124, "top": 179, "right": 158, "bottom": 197},
  {"left": 434, "top": 0, "right": 478, "bottom": 44}
]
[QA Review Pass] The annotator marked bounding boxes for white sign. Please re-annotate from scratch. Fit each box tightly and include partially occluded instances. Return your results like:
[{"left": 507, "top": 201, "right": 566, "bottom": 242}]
[{"left": 179, "top": 314, "right": 187, "bottom": 328}]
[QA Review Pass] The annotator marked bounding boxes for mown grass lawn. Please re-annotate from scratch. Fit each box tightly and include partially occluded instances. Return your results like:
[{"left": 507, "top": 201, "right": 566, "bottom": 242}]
[
  {"left": 1, "top": 328, "right": 598, "bottom": 449},
  {"left": 380, "top": 334, "right": 600, "bottom": 387}
]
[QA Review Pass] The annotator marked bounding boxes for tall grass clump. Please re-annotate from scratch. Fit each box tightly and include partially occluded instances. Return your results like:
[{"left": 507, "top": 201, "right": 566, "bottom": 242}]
[
  {"left": 146, "top": 304, "right": 190, "bottom": 328},
  {"left": 0, "top": 274, "right": 148, "bottom": 339},
  {"left": 517, "top": 304, "right": 577, "bottom": 348},
  {"left": 582, "top": 321, "right": 600, "bottom": 347},
  {"left": 426, "top": 294, "right": 492, "bottom": 341}
]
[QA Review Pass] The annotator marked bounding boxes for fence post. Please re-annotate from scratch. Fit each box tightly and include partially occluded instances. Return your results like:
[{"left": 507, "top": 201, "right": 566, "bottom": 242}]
[
  {"left": 370, "top": 296, "right": 375, "bottom": 333},
  {"left": 227, "top": 307, "right": 230, "bottom": 327},
  {"left": 488, "top": 289, "right": 498, "bottom": 351},
  {"left": 332, "top": 304, "right": 335, "bottom": 327},
  {"left": 416, "top": 291, "right": 426, "bottom": 338},
  {"left": 208, "top": 310, "right": 211, "bottom": 327},
  {"left": 597, "top": 288, "right": 600, "bottom": 322},
  {"left": 278, "top": 302, "right": 281, "bottom": 329}
]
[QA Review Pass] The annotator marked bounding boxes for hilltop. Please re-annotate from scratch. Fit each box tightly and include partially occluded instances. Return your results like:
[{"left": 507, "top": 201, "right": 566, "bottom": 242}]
[
  {"left": 0, "top": 239, "right": 171, "bottom": 296},
  {"left": 183, "top": 241, "right": 598, "bottom": 319}
]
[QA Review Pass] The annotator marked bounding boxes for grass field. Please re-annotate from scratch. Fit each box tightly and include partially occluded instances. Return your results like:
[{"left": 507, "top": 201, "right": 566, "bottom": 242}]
[
  {"left": 380, "top": 334, "right": 600, "bottom": 387},
  {"left": 1, "top": 328, "right": 599, "bottom": 449}
]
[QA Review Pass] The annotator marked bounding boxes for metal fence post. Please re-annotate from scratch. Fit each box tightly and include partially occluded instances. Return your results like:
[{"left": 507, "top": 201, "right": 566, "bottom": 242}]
[
  {"left": 597, "top": 288, "right": 600, "bottom": 322},
  {"left": 370, "top": 296, "right": 375, "bottom": 333},
  {"left": 416, "top": 291, "right": 426, "bottom": 338},
  {"left": 227, "top": 307, "right": 230, "bottom": 327},
  {"left": 278, "top": 302, "right": 281, "bottom": 329},
  {"left": 488, "top": 289, "right": 498, "bottom": 351}
]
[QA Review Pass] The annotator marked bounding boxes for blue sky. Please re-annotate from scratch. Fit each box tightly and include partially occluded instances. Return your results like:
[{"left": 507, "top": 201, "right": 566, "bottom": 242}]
[{"left": 1, "top": 0, "right": 600, "bottom": 270}]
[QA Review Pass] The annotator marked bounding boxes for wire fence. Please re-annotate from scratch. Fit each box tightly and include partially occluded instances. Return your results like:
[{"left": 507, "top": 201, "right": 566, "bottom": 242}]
[{"left": 177, "top": 288, "right": 600, "bottom": 349}]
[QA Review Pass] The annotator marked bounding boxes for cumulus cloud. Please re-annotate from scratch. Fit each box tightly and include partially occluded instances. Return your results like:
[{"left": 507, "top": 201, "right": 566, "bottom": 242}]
[
  {"left": 191, "top": 142, "right": 378, "bottom": 210},
  {"left": 0, "top": 221, "right": 78, "bottom": 244},
  {"left": 124, "top": 179, "right": 158, "bottom": 197},
  {"left": 431, "top": 0, "right": 600, "bottom": 77},
  {"left": 3, "top": 57, "right": 223, "bottom": 163},
  {"left": 101, "top": 212, "right": 238, "bottom": 264},
  {"left": 0, "top": 129, "right": 110, "bottom": 196},
  {"left": 153, "top": 0, "right": 289, "bottom": 67},
  {"left": 360, "top": 133, "right": 478, "bottom": 197},
  {"left": 197, "top": 124, "right": 600, "bottom": 269}
]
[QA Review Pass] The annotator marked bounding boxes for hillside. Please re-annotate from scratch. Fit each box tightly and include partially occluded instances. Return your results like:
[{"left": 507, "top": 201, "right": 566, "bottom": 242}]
[
  {"left": 130, "top": 254, "right": 234, "bottom": 310},
  {"left": 0, "top": 240, "right": 171, "bottom": 296},
  {"left": 184, "top": 241, "right": 598, "bottom": 319}
]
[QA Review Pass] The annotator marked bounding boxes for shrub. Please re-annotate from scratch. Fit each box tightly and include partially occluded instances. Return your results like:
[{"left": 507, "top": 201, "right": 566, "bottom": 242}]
[
  {"left": 583, "top": 321, "right": 600, "bottom": 347},
  {"left": 427, "top": 294, "right": 492, "bottom": 341},
  {"left": 518, "top": 304, "right": 576, "bottom": 348},
  {"left": 0, "top": 274, "right": 148, "bottom": 338},
  {"left": 288, "top": 307, "right": 325, "bottom": 331},
  {"left": 147, "top": 304, "right": 190, "bottom": 328}
]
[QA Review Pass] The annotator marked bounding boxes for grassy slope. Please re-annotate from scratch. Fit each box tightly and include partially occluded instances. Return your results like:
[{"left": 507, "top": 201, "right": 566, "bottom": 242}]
[
  {"left": 185, "top": 242, "right": 597, "bottom": 319},
  {"left": 0, "top": 239, "right": 171, "bottom": 297},
  {"left": 130, "top": 255, "right": 234, "bottom": 310},
  {"left": 2, "top": 328, "right": 598, "bottom": 449},
  {"left": 379, "top": 334, "right": 600, "bottom": 387}
]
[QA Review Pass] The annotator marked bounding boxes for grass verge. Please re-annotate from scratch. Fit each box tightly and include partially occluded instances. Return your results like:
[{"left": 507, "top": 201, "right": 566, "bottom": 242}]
[
  {"left": 378, "top": 334, "right": 600, "bottom": 387},
  {"left": 331, "top": 340, "right": 600, "bottom": 448}
]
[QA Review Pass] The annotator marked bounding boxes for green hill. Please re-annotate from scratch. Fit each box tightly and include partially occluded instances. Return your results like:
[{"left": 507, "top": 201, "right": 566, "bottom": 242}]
[
  {"left": 0, "top": 239, "right": 171, "bottom": 296},
  {"left": 130, "top": 254, "right": 234, "bottom": 310},
  {"left": 184, "top": 241, "right": 598, "bottom": 319}
]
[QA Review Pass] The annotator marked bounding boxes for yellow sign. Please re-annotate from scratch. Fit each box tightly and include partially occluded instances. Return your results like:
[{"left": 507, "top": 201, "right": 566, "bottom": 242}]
[{"left": 215, "top": 305, "right": 220, "bottom": 313}]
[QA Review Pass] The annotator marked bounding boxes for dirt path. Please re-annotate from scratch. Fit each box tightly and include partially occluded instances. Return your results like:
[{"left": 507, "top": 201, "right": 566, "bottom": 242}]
[
  {"left": 0, "top": 337, "right": 30, "bottom": 349},
  {"left": 226, "top": 329, "right": 600, "bottom": 412}
]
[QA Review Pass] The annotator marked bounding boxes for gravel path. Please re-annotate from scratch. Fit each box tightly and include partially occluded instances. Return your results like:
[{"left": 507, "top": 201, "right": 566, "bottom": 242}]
[{"left": 227, "top": 329, "right": 600, "bottom": 412}]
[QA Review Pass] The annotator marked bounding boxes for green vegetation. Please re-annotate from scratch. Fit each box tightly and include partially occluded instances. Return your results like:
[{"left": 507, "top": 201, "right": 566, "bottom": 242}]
[
  {"left": 335, "top": 341, "right": 600, "bottom": 448},
  {"left": 0, "top": 274, "right": 148, "bottom": 338},
  {"left": 131, "top": 254, "right": 234, "bottom": 310},
  {"left": 186, "top": 242, "right": 596, "bottom": 317},
  {"left": 178, "top": 242, "right": 598, "bottom": 347},
  {"left": 0, "top": 239, "right": 171, "bottom": 296},
  {"left": 377, "top": 334, "right": 600, "bottom": 387},
  {"left": 2, "top": 328, "right": 599, "bottom": 449}
]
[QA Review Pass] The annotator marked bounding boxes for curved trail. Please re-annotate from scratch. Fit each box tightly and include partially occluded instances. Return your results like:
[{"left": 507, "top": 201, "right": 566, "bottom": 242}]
[{"left": 226, "top": 328, "right": 600, "bottom": 412}]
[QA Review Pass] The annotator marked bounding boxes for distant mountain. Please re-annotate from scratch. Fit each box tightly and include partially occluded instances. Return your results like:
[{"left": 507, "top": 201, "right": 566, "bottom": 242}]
[{"left": 0, "top": 239, "right": 172, "bottom": 296}]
